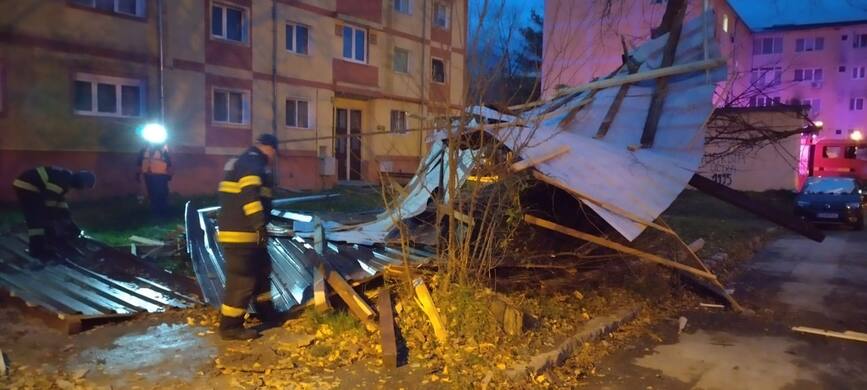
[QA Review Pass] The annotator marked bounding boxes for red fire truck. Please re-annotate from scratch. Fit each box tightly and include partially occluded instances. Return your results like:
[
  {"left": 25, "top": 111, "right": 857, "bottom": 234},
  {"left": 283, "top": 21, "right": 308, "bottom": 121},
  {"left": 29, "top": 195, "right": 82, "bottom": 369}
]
[{"left": 798, "top": 133, "right": 867, "bottom": 190}]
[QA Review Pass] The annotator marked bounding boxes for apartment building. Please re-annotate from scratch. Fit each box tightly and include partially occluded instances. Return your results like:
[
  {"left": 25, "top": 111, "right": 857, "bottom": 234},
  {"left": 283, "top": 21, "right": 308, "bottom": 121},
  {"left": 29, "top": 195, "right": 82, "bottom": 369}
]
[
  {"left": 542, "top": 0, "right": 867, "bottom": 141},
  {"left": 0, "top": 0, "right": 466, "bottom": 201}
]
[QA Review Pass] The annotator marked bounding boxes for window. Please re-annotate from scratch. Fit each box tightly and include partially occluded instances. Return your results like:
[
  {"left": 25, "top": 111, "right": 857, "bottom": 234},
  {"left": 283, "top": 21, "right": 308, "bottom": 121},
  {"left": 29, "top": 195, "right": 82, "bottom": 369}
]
[
  {"left": 750, "top": 67, "right": 782, "bottom": 86},
  {"left": 433, "top": 3, "right": 449, "bottom": 29},
  {"left": 431, "top": 58, "right": 446, "bottom": 83},
  {"left": 748, "top": 96, "right": 780, "bottom": 107},
  {"left": 854, "top": 66, "right": 866, "bottom": 80},
  {"left": 850, "top": 97, "right": 864, "bottom": 111},
  {"left": 793, "top": 68, "right": 823, "bottom": 82},
  {"left": 213, "top": 89, "right": 249, "bottom": 124},
  {"left": 285, "top": 98, "right": 309, "bottom": 128},
  {"left": 722, "top": 14, "right": 729, "bottom": 33},
  {"left": 393, "top": 48, "right": 409, "bottom": 73},
  {"left": 73, "top": 73, "right": 143, "bottom": 117},
  {"left": 394, "top": 0, "right": 411, "bottom": 14},
  {"left": 70, "top": 0, "right": 145, "bottom": 17},
  {"left": 752, "top": 37, "right": 783, "bottom": 55},
  {"left": 841, "top": 65, "right": 848, "bottom": 73},
  {"left": 795, "top": 37, "right": 824, "bottom": 52},
  {"left": 342, "top": 25, "right": 367, "bottom": 63},
  {"left": 792, "top": 98, "right": 821, "bottom": 116},
  {"left": 212, "top": 3, "right": 246, "bottom": 43},
  {"left": 285, "top": 23, "right": 309, "bottom": 55},
  {"left": 854, "top": 33, "right": 867, "bottom": 48},
  {"left": 390, "top": 110, "right": 408, "bottom": 133}
]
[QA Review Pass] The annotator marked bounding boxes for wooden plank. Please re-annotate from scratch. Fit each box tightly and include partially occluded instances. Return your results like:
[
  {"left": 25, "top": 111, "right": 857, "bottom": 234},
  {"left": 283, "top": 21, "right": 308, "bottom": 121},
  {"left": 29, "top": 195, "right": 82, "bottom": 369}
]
[
  {"left": 523, "top": 214, "right": 718, "bottom": 281},
  {"left": 377, "top": 288, "right": 398, "bottom": 369},
  {"left": 687, "top": 238, "right": 705, "bottom": 252},
  {"left": 313, "top": 264, "right": 331, "bottom": 313},
  {"left": 640, "top": 0, "right": 687, "bottom": 147},
  {"left": 511, "top": 146, "right": 570, "bottom": 172},
  {"left": 792, "top": 326, "right": 867, "bottom": 343},
  {"left": 595, "top": 84, "right": 632, "bottom": 139},
  {"left": 413, "top": 278, "right": 447, "bottom": 343},
  {"left": 688, "top": 174, "right": 825, "bottom": 242},
  {"left": 325, "top": 268, "right": 375, "bottom": 322}
]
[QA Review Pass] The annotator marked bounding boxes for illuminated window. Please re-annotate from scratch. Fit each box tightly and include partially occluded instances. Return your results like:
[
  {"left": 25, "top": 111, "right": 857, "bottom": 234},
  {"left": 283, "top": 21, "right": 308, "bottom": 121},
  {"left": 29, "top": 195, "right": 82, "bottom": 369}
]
[
  {"left": 285, "top": 98, "right": 310, "bottom": 128},
  {"left": 722, "top": 14, "right": 729, "bottom": 33},
  {"left": 71, "top": 0, "right": 145, "bottom": 17},
  {"left": 342, "top": 25, "right": 367, "bottom": 63},
  {"left": 213, "top": 88, "right": 249, "bottom": 125},
  {"left": 285, "top": 23, "right": 309, "bottom": 55},
  {"left": 212, "top": 3, "right": 247, "bottom": 43},
  {"left": 73, "top": 73, "right": 143, "bottom": 117}
]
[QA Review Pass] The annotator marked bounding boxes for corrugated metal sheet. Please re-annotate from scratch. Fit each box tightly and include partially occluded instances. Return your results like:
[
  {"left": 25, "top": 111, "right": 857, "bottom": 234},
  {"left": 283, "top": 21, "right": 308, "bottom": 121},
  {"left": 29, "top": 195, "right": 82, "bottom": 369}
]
[
  {"left": 0, "top": 235, "right": 201, "bottom": 333},
  {"left": 185, "top": 200, "right": 434, "bottom": 312}
]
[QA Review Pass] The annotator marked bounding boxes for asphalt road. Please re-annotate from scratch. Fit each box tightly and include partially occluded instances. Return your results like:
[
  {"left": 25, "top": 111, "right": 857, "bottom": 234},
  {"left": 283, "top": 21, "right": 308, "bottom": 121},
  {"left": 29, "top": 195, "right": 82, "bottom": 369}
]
[{"left": 587, "top": 229, "right": 867, "bottom": 390}]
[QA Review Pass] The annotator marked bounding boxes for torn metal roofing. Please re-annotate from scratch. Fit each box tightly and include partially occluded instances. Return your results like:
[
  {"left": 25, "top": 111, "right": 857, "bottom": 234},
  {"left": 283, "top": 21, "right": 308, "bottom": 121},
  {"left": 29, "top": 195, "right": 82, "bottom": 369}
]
[
  {"left": 0, "top": 235, "right": 201, "bottom": 334},
  {"left": 185, "top": 201, "right": 434, "bottom": 312},
  {"left": 490, "top": 12, "right": 726, "bottom": 241}
]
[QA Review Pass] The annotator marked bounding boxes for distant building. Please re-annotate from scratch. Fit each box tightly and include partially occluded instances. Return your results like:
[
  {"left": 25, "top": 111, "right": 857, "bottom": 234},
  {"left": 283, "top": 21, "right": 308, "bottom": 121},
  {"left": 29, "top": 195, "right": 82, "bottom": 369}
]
[
  {"left": 542, "top": 0, "right": 867, "bottom": 141},
  {"left": 0, "top": 0, "right": 466, "bottom": 201}
]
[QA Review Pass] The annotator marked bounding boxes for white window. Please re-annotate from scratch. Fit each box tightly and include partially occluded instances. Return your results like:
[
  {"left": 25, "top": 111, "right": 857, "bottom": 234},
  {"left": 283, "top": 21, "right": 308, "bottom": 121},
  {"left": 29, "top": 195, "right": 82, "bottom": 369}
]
[
  {"left": 432, "top": 58, "right": 446, "bottom": 83},
  {"left": 722, "top": 14, "right": 729, "bottom": 33},
  {"left": 390, "top": 110, "right": 408, "bottom": 133},
  {"left": 795, "top": 37, "right": 824, "bottom": 52},
  {"left": 753, "top": 37, "right": 783, "bottom": 55},
  {"left": 854, "top": 66, "right": 866, "bottom": 80},
  {"left": 793, "top": 68, "right": 823, "bottom": 82},
  {"left": 394, "top": 0, "right": 411, "bottom": 15},
  {"left": 750, "top": 67, "right": 782, "bottom": 86},
  {"left": 285, "top": 23, "right": 309, "bottom": 55},
  {"left": 433, "top": 3, "right": 449, "bottom": 29},
  {"left": 749, "top": 96, "right": 780, "bottom": 107},
  {"left": 285, "top": 98, "right": 310, "bottom": 128},
  {"left": 393, "top": 47, "right": 409, "bottom": 73},
  {"left": 854, "top": 33, "right": 867, "bottom": 48},
  {"left": 850, "top": 97, "right": 864, "bottom": 111},
  {"left": 212, "top": 88, "right": 249, "bottom": 125},
  {"left": 73, "top": 73, "right": 144, "bottom": 117},
  {"left": 212, "top": 3, "right": 246, "bottom": 43},
  {"left": 71, "top": 0, "right": 146, "bottom": 17},
  {"left": 342, "top": 25, "right": 367, "bottom": 63}
]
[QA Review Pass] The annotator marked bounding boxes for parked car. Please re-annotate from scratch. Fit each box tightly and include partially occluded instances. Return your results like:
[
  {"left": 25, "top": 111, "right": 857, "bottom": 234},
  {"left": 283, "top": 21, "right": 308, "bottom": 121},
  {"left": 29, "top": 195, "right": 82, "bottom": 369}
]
[{"left": 795, "top": 177, "right": 865, "bottom": 230}]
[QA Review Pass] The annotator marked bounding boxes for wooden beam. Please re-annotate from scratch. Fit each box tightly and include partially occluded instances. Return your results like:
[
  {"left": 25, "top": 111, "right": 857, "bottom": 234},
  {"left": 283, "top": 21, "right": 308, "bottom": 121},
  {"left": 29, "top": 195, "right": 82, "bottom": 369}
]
[
  {"left": 325, "top": 267, "right": 376, "bottom": 322},
  {"left": 640, "top": 0, "right": 687, "bottom": 147},
  {"left": 523, "top": 214, "right": 718, "bottom": 281},
  {"left": 595, "top": 84, "right": 632, "bottom": 139},
  {"left": 511, "top": 146, "right": 570, "bottom": 172},
  {"left": 313, "top": 264, "right": 331, "bottom": 313},
  {"left": 377, "top": 288, "right": 399, "bottom": 369},
  {"left": 688, "top": 174, "right": 825, "bottom": 242},
  {"left": 413, "top": 278, "right": 448, "bottom": 343},
  {"left": 792, "top": 326, "right": 867, "bottom": 343},
  {"left": 554, "top": 59, "right": 725, "bottom": 99}
]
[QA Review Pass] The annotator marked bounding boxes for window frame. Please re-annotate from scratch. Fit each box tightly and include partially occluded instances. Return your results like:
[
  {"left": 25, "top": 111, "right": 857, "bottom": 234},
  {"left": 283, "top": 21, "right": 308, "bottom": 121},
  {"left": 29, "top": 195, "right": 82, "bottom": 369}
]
[
  {"left": 394, "top": 0, "right": 412, "bottom": 15},
  {"left": 393, "top": 47, "right": 410, "bottom": 74},
  {"left": 211, "top": 2, "right": 248, "bottom": 44},
  {"left": 69, "top": 0, "right": 146, "bottom": 18},
  {"left": 72, "top": 73, "right": 145, "bottom": 118},
  {"left": 850, "top": 97, "right": 865, "bottom": 111},
  {"left": 795, "top": 37, "right": 824, "bottom": 52},
  {"left": 854, "top": 66, "right": 867, "bottom": 80},
  {"left": 341, "top": 25, "right": 368, "bottom": 64},
  {"left": 431, "top": 57, "right": 446, "bottom": 84},
  {"left": 211, "top": 87, "right": 250, "bottom": 126},
  {"left": 854, "top": 33, "right": 867, "bottom": 48},
  {"left": 285, "top": 22, "right": 310, "bottom": 55},
  {"left": 390, "top": 110, "right": 408, "bottom": 133},
  {"left": 433, "top": 2, "right": 449, "bottom": 29},
  {"left": 753, "top": 36, "right": 783, "bottom": 55},
  {"left": 285, "top": 97, "right": 311, "bottom": 129},
  {"left": 793, "top": 68, "right": 823, "bottom": 82}
]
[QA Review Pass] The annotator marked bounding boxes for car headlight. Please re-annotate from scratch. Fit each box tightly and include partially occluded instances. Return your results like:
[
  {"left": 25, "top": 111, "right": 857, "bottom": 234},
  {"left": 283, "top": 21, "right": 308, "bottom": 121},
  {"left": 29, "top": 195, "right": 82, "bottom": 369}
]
[
  {"left": 846, "top": 202, "right": 862, "bottom": 209},
  {"left": 797, "top": 201, "right": 811, "bottom": 207}
]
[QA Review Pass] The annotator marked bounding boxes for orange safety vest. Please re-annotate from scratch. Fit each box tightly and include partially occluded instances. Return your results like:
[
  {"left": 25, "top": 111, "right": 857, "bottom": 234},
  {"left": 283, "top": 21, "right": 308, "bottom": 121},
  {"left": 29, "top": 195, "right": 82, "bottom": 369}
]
[{"left": 141, "top": 147, "right": 169, "bottom": 174}]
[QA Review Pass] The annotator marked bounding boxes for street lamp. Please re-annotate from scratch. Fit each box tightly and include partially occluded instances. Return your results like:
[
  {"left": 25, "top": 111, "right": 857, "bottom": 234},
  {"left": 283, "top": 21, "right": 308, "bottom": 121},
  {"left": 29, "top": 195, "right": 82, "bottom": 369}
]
[{"left": 141, "top": 123, "right": 168, "bottom": 144}]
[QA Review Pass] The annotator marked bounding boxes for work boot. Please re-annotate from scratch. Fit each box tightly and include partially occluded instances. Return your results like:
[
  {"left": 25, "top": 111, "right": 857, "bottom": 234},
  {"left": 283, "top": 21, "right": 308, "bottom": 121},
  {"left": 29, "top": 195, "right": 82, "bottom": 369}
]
[
  {"left": 218, "top": 315, "right": 259, "bottom": 341},
  {"left": 253, "top": 301, "right": 283, "bottom": 328}
]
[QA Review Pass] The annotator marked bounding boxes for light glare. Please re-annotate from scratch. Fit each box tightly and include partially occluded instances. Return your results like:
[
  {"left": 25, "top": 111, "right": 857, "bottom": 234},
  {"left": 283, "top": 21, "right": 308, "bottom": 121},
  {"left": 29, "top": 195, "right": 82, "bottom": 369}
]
[{"left": 142, "top": 123, "right": 168, "bottom": 144}]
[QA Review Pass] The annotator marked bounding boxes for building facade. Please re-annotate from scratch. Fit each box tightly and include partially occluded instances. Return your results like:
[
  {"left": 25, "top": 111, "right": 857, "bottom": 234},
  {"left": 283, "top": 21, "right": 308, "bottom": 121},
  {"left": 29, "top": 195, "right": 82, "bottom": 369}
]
[
  {"left": 542, "top": 0, "right": 866, "bottom": 141},
  {"left": 0, "top": 0, "right": 466, "bottom": 201}
]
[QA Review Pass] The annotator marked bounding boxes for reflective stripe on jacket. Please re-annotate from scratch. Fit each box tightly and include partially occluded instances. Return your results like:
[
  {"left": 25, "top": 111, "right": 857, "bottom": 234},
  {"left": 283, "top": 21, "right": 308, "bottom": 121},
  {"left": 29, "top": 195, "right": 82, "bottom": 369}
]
[
  {"left": 217, "top": 147, "right": 273, "bottom": 246},
  {"left": 140, "top": 146, "right": 170, "bottom": 175}
]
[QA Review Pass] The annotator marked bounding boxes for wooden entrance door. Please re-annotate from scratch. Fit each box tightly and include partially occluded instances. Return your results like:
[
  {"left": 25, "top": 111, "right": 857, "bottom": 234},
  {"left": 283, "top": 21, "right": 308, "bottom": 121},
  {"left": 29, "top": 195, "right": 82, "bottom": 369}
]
[{"left": 335, "top": 108, "right": 362, "bottom": 181}]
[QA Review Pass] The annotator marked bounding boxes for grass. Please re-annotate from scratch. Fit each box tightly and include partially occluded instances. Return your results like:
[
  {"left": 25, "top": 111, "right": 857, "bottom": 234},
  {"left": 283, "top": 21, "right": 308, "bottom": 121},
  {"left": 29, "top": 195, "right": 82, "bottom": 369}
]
[{"left": 284, "top": 186, "right": 385, "bottom": 214}]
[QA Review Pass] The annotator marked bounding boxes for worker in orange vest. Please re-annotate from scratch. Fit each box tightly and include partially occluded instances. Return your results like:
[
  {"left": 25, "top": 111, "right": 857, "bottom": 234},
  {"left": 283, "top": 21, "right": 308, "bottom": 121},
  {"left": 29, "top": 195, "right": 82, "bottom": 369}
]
[{"left": 137, "top": 143, "right": 172, "bottom": 217}]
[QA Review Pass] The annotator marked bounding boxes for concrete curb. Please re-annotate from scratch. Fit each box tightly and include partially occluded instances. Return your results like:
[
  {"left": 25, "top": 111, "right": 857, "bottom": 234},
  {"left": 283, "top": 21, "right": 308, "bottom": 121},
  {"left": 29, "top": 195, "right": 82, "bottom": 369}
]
[{"left": 507, "top": 306, "right": 641, "bottom": 379}]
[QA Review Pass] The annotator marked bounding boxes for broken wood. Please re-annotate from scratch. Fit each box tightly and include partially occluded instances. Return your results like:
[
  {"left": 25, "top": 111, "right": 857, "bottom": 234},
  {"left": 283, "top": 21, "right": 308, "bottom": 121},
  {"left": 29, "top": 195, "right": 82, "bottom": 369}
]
[
  {"left": 596, "top": 38, "right": 641, "bottom": 139},
  {"left": 791, "top": 326, "right": 867, "bottom": 343},
  {"left": 640, "top": 0, "right": 687, "bottom": 147},
  {"left": 699, "top": 303, "right": 724, "bottom": 309},
  {"left": 0, "top": 348, "right": 6, "bottom": 377},
  {"left": 377, "top": 288, "right": 398, "bottom": 369},
  {"left": 325, "top": 267, "right": 375, "bottom": 322},
  {"left": 688, "top": 174, "right": 825, "bottom": 242},
  {"left": 413, "top": 278, "right": 447, "bottom": 343},
  {"left": 489, "top": 295, "right": 535, "bottom": 336},
  {"left": 523, "top": 214, "right": 717, "bottom": 281},
  {"left": 129, "top": 235, "right": 166, "bottom": 246},
  {"left": 511, "top": 146, "right": 570, "bottom": 172},
  {"left": 313, "top": 264, "right": 331, "bottom": 313},
  {"left": 687, "top": 238, "right": 705, "bottom": 253}
]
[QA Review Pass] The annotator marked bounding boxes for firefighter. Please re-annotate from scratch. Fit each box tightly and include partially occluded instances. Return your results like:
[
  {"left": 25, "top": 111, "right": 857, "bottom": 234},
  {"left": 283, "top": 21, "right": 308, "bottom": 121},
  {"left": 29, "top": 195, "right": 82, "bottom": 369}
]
[
  {"left": 137, "top": 142, "right": 172, "bottom": 217},
  {"left": 11, "top": 167, "right": 96, "bottom": 258},
  {"left": 216, "top": 133, "right": 280, "bottom": 340}
]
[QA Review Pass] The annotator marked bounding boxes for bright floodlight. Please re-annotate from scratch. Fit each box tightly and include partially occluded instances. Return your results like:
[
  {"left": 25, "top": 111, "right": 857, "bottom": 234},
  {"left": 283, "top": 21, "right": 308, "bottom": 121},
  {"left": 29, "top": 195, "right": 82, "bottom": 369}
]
[
  {"left": 852, "top": 130, "right": 864, "bottom": 142},
  {"left": 142, "top": 123, "right": 168, "bottom": 144},
  {"left": 813, "top": 120, "right": 823, "bottom": 128}
]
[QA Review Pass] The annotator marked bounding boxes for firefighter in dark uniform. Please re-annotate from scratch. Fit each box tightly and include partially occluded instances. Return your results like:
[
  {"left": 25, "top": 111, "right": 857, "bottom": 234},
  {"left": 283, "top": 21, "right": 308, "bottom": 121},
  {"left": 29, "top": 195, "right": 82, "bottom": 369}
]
[
  {"left": 11, "top": 167, "right": 96, "bottom": 258},
  {"left": 216, "top": 133, "right": 280, "bottom": 340},
  {"left": 137, "top": 143, "right": 172, "bottom": 217}
]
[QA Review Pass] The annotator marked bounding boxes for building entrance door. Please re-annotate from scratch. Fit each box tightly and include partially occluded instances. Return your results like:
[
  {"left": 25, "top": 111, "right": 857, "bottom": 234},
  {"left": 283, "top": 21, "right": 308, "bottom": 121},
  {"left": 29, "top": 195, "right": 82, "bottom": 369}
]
[{"left": 335, "top": 108, "right": 362, "bottom": 181}]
